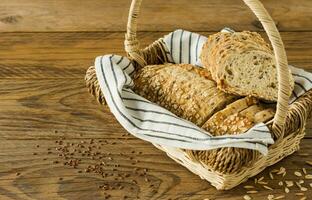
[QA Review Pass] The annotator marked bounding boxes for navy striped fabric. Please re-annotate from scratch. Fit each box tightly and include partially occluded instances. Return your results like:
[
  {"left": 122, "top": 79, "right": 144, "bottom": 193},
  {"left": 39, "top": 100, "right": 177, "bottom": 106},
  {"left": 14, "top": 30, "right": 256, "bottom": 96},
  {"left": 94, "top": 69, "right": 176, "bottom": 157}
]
[{"left": 94, "top": 29, "right": 312, "bottom": 155}]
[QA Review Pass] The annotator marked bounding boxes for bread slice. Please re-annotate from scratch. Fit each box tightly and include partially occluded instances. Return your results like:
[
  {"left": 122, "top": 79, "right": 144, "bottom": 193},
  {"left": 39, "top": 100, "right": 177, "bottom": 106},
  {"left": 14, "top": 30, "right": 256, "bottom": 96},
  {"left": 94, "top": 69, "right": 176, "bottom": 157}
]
[
  {"left": 132, "top": 63, "right": 238, "bottom": 126},
  {"left": 201, "top": 31, "right": 271, "bottom": 81},
  {"left": 191, "top": 97, "right": 275, "bottom": 174},
  {"left": 200, "top": 31, "right": 295, "bottom": 102},
  {"left": 202, "top": 96, "right": 275, "bottom": 136}
]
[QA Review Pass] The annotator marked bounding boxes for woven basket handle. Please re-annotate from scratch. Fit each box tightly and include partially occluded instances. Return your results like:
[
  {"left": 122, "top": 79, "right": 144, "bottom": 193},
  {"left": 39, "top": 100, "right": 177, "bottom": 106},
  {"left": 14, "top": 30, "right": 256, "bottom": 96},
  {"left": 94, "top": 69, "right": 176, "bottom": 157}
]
[{"left": 124, "top": 0, "right": 291, "bottom": 138}]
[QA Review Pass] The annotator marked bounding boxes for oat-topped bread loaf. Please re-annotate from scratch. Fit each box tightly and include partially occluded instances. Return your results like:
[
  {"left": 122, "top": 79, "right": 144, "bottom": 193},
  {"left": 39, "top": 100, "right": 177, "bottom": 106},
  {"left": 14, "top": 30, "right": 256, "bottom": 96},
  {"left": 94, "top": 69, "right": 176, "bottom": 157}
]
[
  {"left": 202, "top": 96, "right": 275, "bottom": 135},
  {"left": 132, "top": 63, "right": 238, "bottom": 126},
  {"left": 188, "top": 96, "right": 275, "bottom": 174},
  {"left": 200, "top": 31, "right": 294, "bottom": 102}
]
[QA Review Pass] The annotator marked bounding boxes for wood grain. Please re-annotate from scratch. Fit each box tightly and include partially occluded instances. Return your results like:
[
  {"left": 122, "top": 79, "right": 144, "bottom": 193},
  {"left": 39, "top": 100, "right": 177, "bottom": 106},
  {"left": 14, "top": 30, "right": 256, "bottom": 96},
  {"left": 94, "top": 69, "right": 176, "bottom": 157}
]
[
  {"left": 0, "top": 138, "right": 310, "bottom": 200},
  {"left": 0, "top": 31, "right": 311, "bottom": 79},
  {"left": 0, "top": 0, "right": 312, "bottom": 32},
  {"left": 0, "top": 0, "right": 312, "bottom": 199},
  {"left": 0, "top": 78, "right": 312, "bottom": 139}
]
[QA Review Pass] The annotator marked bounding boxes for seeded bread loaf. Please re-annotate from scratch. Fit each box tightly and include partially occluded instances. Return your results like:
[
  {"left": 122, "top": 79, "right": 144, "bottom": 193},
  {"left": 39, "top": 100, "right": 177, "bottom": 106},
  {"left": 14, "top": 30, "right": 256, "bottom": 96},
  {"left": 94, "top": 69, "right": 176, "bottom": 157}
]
[
  {"left": 202, "top": 96, "right": 275, "bottom": 135},
  {"left": 189, "top": 96, "right": 275, "bottom": 173},
  {"left": 200, "top": 31, "right": 294, "bottom": 102},
  {"left": 132, "top": 63, "right": 237, "bottom": 126}
]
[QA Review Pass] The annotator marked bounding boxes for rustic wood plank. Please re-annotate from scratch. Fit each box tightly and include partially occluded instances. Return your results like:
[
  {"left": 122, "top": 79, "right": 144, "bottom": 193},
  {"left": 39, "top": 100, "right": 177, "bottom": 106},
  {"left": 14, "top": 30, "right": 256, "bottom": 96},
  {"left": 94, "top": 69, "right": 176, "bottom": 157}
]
[
  {"left": 0, "top": 0, "right": 312, "bottom": 32},
  {"left": 0, "top": 136, "right": 310, "bottom": 200},
  {"left": 0, "top": 31, "right": 311, "bottom": 79}
]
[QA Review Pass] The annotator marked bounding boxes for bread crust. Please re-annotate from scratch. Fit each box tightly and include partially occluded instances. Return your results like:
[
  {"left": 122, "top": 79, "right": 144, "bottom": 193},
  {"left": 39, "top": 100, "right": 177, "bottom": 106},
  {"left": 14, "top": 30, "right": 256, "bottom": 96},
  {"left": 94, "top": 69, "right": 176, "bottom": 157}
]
[
  {"left": 201, "top": 96, "right": 275, "bottom": 136},
  {"left": 133, "top": 63, "right": 237, "bottom": 126},
  {"left": 200, "top": 31, "right": 295, "bottom": 102}
]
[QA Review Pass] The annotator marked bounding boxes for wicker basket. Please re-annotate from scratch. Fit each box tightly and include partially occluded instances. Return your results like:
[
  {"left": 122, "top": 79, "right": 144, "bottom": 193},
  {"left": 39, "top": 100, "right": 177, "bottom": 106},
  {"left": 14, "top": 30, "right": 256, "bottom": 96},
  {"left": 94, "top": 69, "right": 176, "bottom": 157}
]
[{"left": 85, "top": 0, "right": 312, "bottom": 190}]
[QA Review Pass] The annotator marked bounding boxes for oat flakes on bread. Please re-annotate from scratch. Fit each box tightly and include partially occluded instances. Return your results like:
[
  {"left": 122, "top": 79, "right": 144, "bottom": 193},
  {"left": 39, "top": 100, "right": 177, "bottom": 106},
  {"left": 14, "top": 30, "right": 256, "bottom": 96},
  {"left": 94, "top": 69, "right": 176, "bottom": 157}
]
[
  {"left": 200, "top": 31, "right": 294, "bottom": 102},
  {"left": 132, "top": 63, "right": 238, "bottom": 126},
  {"left": 192, "top": 96, "right": 275, "bottom": 174},
  {"left": 202, "top": 96, "right": 275, "bottom": 135}
]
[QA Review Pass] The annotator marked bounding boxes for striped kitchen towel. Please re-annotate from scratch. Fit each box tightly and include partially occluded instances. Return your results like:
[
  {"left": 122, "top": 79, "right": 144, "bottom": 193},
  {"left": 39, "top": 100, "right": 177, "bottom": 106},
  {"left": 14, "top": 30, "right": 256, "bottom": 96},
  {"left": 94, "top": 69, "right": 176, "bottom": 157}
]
[{"left": 94, "top": 29, "right": 312, "bottom": 155}]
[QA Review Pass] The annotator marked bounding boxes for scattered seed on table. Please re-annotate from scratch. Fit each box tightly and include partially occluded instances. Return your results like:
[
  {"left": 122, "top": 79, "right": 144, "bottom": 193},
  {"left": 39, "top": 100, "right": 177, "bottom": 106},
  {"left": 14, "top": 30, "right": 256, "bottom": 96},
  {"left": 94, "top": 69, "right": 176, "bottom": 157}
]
[
  {"left": 269, "top": 173, "right": 274, "bottom": 180},
  {"left": 243, "top": 195, "right": 251, "bottom": 200},
  {"left": 295, "top": 171, "right": 303, "bottom": 177},
  {"left": 274, "top": 195, "right": 285, "bottom": 199},
  {"left": 263, "top": 185, "right": 273, "bottom": 190},
  {"left": 302, "top": 168, "right": 307, "bottom": 174},
  {"left": 271, "top": 169, "right": 279, "bottom": 173},
  {"left": 296, "top": 182, "right": 301, "bottom": 188},
  {"left": 305, "top": 174, "right": 312, "bottom": 179},
  {"left": 247, "top": 190, "right": 258, "bottom": 194},
  {"left": 244, "top": 185, "right": 255, "bottom": 189},
  {"left": 285, "top": 181, "right": 294, "bottom": 187},
  {"left": 300, "top": 187, "right": 308, "bottom": 191},
  {"left": 278, "top": 181, "right": 283, "bottom": 186},
  {"left": 16, "top": 172, "right": 20, "bottom": 176},
  {"left": 305, "top": 161, "right": 312, "bottom": 166},
  {"left": 277, "top": 167, "right": 286, "bottom": 175},
  {"left": 284, "top": 187, "right": 289, "bottom": 193}
]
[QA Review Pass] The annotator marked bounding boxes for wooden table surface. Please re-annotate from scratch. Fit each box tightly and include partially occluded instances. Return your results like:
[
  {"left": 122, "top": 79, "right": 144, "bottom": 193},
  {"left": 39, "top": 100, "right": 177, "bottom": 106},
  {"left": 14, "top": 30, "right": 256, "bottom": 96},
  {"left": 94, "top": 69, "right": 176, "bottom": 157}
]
[{"left": 0, "top": 0, "right": 312, "bottom": 199}]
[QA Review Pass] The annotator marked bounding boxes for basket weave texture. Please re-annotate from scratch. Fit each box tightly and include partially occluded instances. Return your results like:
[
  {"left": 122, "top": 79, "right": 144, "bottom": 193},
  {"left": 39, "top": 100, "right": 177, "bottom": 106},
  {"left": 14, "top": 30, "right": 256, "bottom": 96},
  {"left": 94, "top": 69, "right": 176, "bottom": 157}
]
[{"left": 85, "top": 0, "right": 312, "bottom": 190}]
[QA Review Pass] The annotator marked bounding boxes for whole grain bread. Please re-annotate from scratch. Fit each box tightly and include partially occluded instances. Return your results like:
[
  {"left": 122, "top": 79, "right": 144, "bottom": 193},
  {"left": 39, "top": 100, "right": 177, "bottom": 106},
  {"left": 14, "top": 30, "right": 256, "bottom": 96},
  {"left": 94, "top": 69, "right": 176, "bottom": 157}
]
[
  {"left": 132, "top": 63, "right": 238, "bottom": 126},
  {"left": 202, "top": 96, "right": 275, "bottom": 135},
  {"left": 200, "top": 31, "right": 294, "bottom": 102},
  {"left": 193, "top": 97, "right": 275, "bottom": 174}
]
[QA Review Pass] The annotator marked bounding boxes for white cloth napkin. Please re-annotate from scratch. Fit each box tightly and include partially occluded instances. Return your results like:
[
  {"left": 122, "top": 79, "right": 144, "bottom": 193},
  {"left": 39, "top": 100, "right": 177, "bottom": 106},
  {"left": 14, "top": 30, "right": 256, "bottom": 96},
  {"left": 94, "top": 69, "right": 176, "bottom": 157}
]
[{"left": 94, "top": 29, "right": 312, "bottom": 155}]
